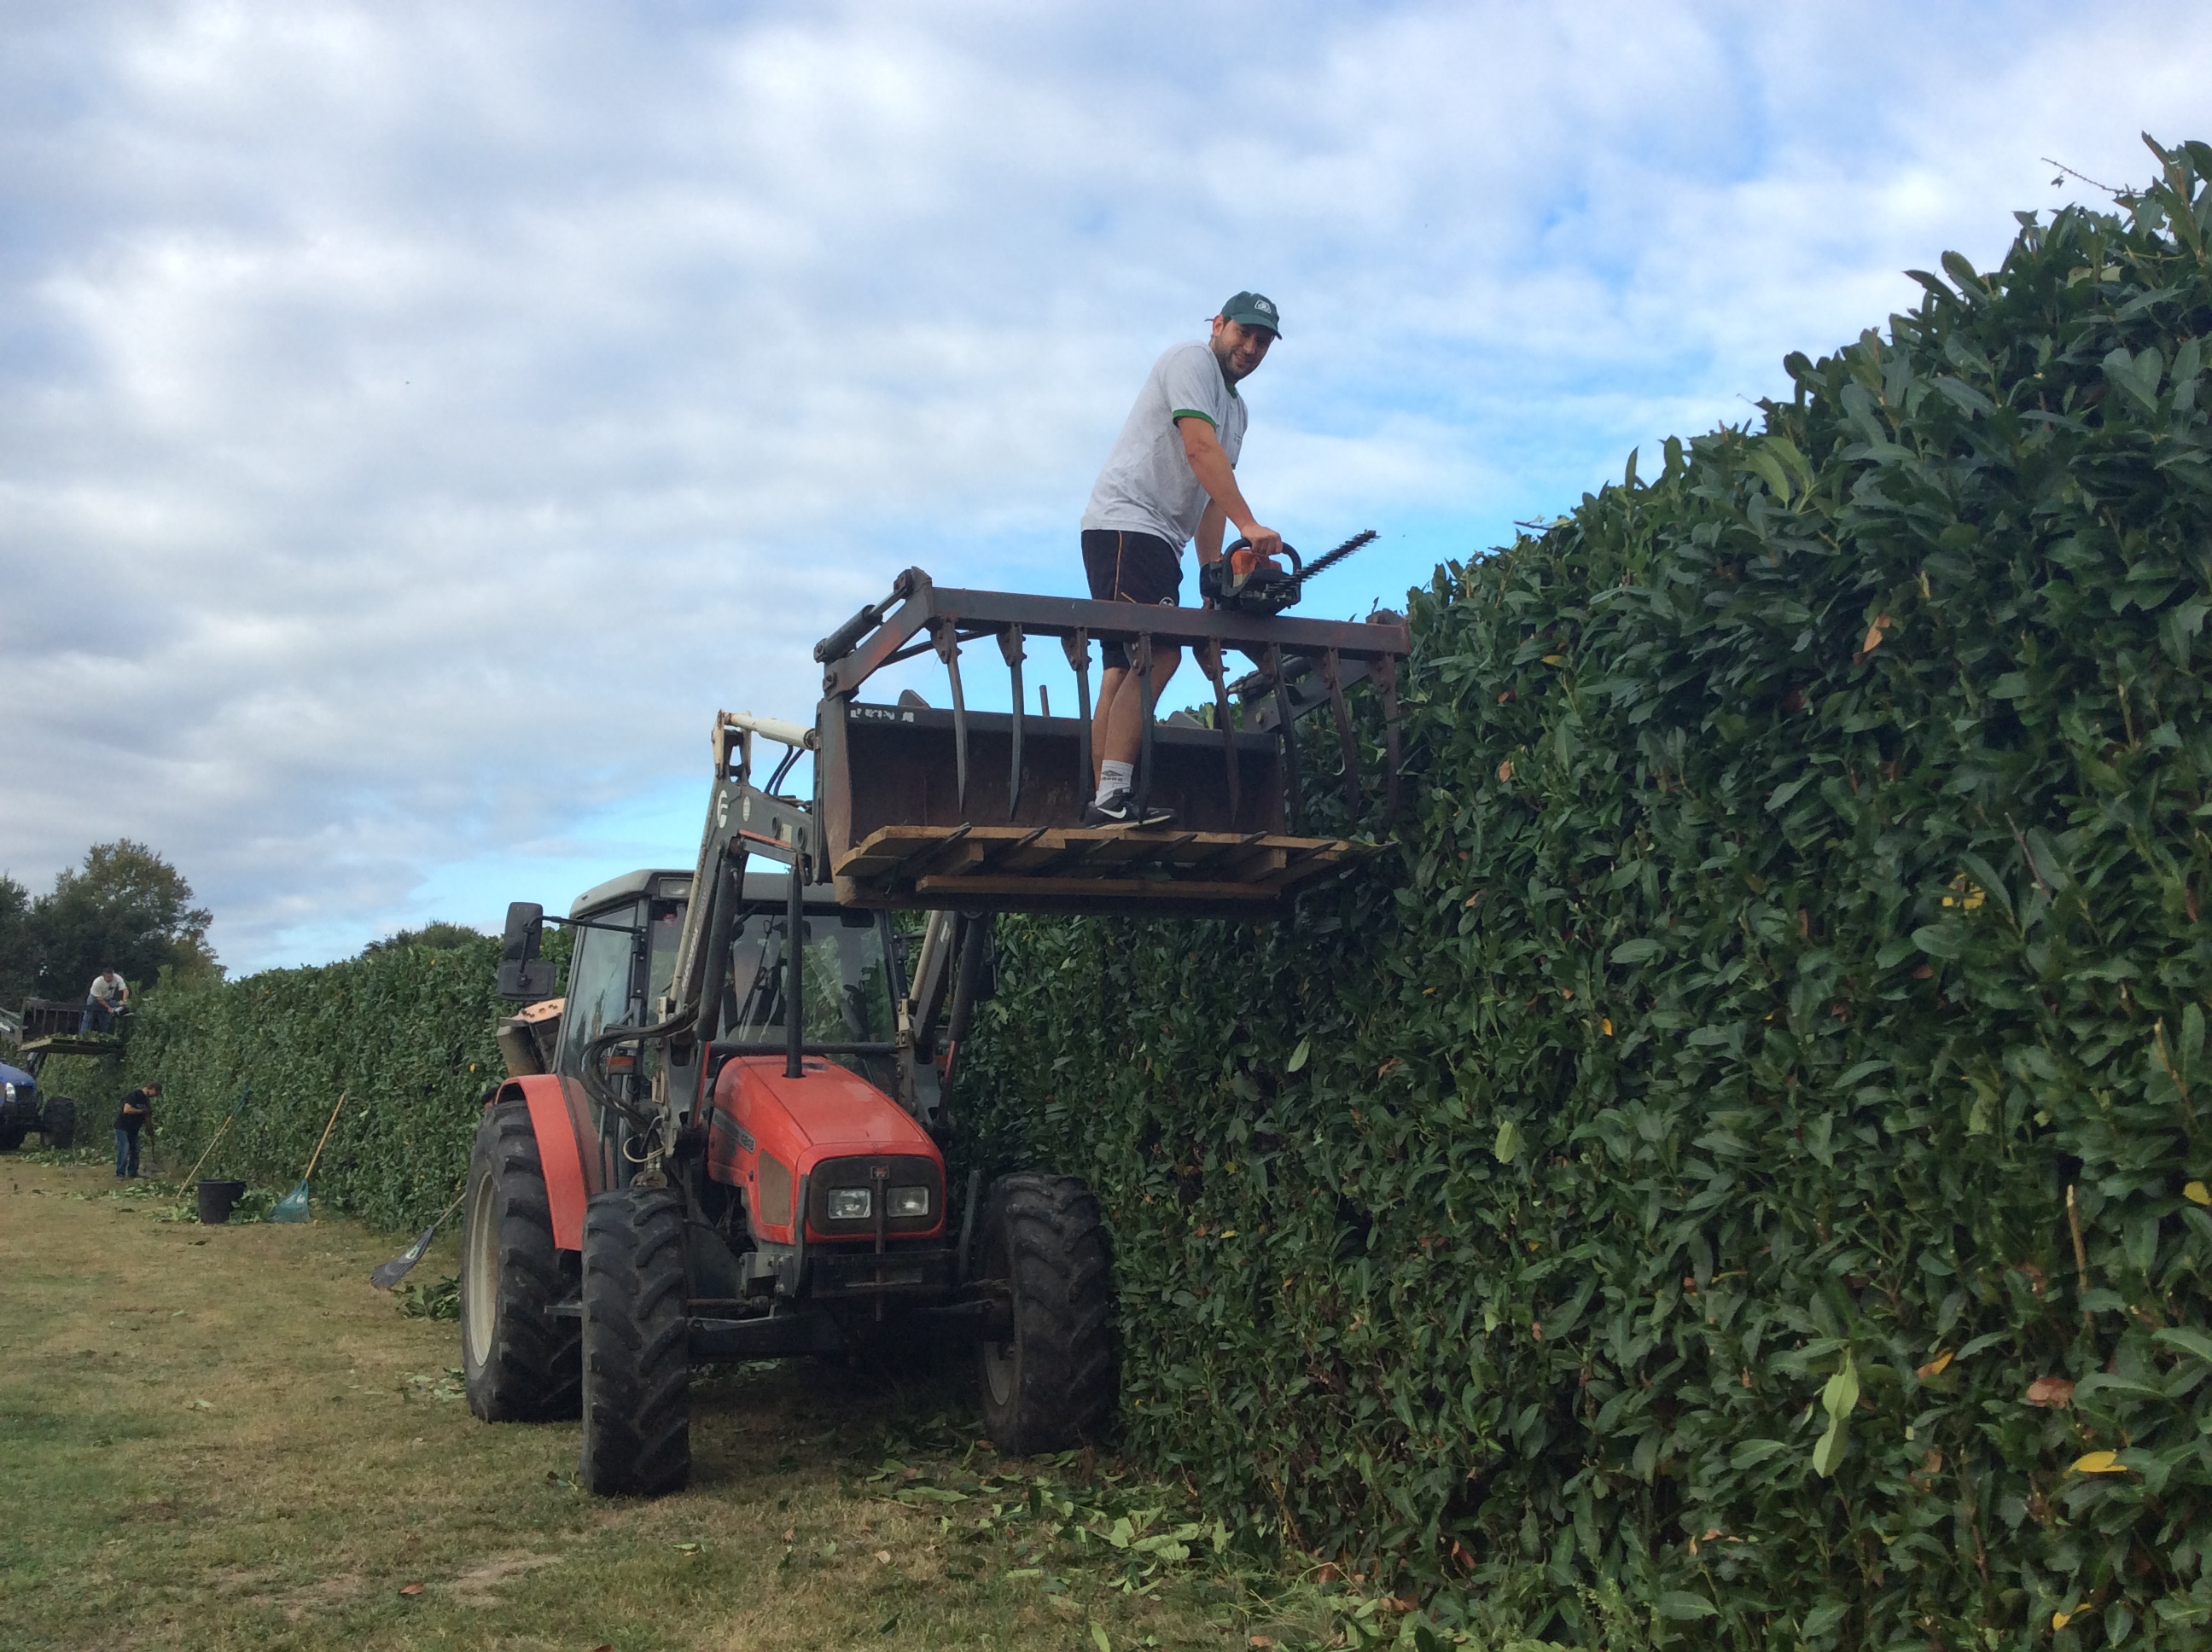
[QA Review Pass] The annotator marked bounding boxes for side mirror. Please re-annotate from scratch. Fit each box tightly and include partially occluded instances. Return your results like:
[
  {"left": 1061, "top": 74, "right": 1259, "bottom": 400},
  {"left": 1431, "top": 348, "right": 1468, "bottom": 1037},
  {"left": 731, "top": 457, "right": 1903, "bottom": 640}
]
[
  {"left": 501, "top": 901, "right": 544, "bottom": 962},
  {"left": 497, "top": 902, "right": 556, "bottom": 1001}
]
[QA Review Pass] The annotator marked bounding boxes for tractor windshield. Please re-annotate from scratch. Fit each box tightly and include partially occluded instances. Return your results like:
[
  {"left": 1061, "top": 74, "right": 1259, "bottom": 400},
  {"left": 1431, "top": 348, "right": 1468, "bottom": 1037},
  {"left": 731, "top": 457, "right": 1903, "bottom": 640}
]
[{"left": 719, "top": 907, "right": 896, "bottom": 1051}]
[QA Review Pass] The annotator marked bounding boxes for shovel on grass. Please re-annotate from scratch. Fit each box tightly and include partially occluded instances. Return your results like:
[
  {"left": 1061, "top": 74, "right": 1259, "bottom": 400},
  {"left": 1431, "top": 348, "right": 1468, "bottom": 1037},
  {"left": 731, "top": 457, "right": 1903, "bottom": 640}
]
[{"left": 268, "top": 1092, "right": 347, "bottom": 1223}]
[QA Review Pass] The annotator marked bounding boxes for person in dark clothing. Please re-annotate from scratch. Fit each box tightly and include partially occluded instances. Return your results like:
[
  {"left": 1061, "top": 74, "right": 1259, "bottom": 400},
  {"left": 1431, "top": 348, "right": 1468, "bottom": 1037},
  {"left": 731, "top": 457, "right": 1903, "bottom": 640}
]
[{"left": 114, "top": 1082, "right": 160, "bottom": 1179}]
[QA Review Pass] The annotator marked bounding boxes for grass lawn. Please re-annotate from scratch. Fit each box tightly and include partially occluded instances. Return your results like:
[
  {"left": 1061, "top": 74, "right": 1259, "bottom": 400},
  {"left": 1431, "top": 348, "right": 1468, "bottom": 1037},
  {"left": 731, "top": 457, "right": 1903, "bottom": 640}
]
[{"left": 0, "top": 1157, "right": 1376, "bottom": 1652}]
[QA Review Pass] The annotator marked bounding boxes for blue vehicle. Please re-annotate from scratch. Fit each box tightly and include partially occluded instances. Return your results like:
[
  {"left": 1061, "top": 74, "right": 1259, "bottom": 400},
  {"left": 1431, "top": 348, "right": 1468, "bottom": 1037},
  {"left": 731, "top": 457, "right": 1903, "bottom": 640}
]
[{"left": 0, "top": 1056, "right": 76, "bottom": 1152}]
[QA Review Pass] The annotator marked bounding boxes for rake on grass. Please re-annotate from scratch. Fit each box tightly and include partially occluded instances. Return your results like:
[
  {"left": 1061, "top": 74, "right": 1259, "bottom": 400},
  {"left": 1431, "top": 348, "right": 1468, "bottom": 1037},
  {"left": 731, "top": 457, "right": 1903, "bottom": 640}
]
[
  {"left": 268, "top": 1092, "right": 347, "bottom": 1223},
  {"left": 370, "top": 1188, "right": 465, "bottom": 1289}
]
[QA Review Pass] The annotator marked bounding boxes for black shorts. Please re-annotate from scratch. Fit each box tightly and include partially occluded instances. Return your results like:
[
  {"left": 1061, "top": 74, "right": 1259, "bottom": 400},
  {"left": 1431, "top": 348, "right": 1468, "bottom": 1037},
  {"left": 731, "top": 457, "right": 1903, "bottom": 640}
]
[{"left": 1080, "top": 528, "right": 1181, "bottom": 670}]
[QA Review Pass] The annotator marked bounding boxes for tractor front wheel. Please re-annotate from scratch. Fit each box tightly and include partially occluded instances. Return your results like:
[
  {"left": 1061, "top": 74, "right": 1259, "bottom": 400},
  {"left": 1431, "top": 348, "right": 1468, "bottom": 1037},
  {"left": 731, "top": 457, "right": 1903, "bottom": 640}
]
[
  {"left": 40, "top": 1096, "right": 75, "bottom": 1149},
  {"left": 460, "top": 1101, "right": 580, "bottom": 1422},
  {"left": 975, "top": 1172, "right": 1115, "bottom": 1456},
  {"left": 579, "top": 1186, "right": 690, "bottom": 1497}
]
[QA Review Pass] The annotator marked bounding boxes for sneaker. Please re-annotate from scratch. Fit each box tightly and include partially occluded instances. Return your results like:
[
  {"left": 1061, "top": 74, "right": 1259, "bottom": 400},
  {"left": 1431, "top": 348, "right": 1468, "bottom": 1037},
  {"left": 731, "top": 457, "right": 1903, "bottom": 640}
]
[{"left": 1081, "top": 788, "right": 1174, "bottom": 829}]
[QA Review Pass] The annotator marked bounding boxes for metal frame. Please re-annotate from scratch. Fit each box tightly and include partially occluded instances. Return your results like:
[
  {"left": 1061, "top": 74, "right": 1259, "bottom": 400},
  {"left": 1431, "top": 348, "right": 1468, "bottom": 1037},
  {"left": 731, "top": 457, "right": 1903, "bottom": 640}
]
[{"left": 814, "top": 567, "right": 1409, "bottom": 832}]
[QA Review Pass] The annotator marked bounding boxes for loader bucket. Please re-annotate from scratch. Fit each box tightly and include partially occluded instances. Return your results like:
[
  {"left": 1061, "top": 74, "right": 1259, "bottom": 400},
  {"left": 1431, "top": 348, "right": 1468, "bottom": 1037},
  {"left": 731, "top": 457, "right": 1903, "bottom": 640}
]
[{"left": 808, "top": 569, "right": 1407, "bottom": 916}]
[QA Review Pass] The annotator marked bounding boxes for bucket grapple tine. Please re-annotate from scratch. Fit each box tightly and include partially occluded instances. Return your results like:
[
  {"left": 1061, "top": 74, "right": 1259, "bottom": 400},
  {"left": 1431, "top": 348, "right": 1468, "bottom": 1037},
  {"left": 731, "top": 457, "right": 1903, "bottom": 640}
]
[
  {"left": 1320, "top": 649, "right": 1360, "bottom": 813},
  {"left": 1377, "top": 650, "right": 1402, "bottom": 825},
  {"left": 1000, "top": 624, "right": 1027, "bottom": 821},
  {"left": 934, "top": 619, "right": 969, "bottom": 819},
  {"left": 1063, "top": 629, "right": 1092, "bottom": 795},
  {"left": 1135, "top": 631, "right": 1157, "bottom": 817},
  {"left": 1200, "top": 640, "right": 1238, "bottom": 827},
  {"left": 1269, "top": 644, "right": 1301, "bottom": 827}
]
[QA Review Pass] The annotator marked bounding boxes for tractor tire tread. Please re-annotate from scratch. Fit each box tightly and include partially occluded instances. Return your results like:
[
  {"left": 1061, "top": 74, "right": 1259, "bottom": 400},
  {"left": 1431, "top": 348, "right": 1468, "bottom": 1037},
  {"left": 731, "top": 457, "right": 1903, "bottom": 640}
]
[
  {"left": 977, "top": 1172, "right": 1116, "bottom": 1456},
  {"left": 41, "top": 1096, "right": 77, "bottom": 1149},
  {"left": 462, "top": 1102, "right": 581, "bottom": 1422},
  {"left": 580, "top": 1186, "right": 690, "bottom": 1498}
]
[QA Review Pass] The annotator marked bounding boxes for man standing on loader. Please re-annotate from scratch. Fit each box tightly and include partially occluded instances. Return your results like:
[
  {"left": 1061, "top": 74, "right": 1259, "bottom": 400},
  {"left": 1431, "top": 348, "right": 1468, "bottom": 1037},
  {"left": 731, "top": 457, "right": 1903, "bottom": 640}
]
[
  {"left": 85, "top": 963, "right": 130, "bottom": 1034},
  {"left": 1078, "top": 292, "right": 1284, "bottom": 828}
]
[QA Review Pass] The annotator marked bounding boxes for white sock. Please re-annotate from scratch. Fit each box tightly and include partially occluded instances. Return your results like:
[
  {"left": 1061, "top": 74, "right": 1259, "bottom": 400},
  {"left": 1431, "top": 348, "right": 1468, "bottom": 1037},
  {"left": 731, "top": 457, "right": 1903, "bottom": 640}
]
[{"left": 1095, "top": 760, "right": 1134, "bottom": 805}]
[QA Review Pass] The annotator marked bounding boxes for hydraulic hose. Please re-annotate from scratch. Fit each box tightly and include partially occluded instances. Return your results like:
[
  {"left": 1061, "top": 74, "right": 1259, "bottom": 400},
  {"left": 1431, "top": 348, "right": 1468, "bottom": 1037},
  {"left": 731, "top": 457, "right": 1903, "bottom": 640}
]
[{"left": 579, "top": 1003, "right": 698, "bottom": 1132}]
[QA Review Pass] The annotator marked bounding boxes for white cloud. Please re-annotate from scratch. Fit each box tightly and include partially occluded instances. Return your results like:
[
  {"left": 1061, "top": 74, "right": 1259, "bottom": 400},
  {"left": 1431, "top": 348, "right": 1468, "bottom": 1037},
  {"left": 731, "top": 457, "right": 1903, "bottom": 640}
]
[{"left": 3, "top": 0, "right": 2206, "bottom": 969}]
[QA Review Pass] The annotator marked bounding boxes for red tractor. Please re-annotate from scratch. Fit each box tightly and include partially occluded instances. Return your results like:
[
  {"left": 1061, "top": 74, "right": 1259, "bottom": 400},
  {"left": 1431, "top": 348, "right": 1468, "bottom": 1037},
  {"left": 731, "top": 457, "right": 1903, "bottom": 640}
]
[{"left": 461, "top": 566, "right": 1408, "bottom": 1494}]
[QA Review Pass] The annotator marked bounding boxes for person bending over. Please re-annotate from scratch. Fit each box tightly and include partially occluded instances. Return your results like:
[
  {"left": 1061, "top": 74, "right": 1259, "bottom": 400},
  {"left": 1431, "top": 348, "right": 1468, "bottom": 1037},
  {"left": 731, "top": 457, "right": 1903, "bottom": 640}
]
[
  {"left": 1077, "top": 291, "right": 1284, "bottom": 828},
  {"left": 114, "top": 1081, "right": 159, "bottom": 1180}
]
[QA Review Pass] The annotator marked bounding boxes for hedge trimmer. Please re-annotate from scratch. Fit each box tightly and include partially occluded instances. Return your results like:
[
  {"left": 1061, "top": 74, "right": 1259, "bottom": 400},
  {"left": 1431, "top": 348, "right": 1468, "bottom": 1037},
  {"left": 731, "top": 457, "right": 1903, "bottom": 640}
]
[{"left": 1198, "top": 528, "right": 1379, "bottom": 615}]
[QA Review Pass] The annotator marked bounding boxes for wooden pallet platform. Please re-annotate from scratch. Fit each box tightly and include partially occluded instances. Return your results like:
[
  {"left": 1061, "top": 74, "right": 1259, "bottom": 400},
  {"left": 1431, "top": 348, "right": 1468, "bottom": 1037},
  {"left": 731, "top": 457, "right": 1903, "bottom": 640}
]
[
  {"left": 16, "top": 1032, "right": 124, "bottom": 1059},
  {"left": 831, "top": 823, "right": 1384, "bottom": 916}
]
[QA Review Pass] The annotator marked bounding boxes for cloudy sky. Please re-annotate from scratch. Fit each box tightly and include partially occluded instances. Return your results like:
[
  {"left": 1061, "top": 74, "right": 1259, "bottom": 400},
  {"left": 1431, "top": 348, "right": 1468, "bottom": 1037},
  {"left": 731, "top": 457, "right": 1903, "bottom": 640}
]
[{"left": 5, "top": 0, "right": 2207, "bottom": 973}]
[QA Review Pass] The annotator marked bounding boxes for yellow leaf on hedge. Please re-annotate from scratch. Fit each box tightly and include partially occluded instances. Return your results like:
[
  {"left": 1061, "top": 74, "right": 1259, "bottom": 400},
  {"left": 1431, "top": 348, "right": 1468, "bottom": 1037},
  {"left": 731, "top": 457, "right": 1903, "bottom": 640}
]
[
  {"left": 2053, "top": 1609, "right": 2074, "bottom": 1629},
  {"left": 1601, "top": 1017, "right": 1614, "bottom": 1036},
  {"left": 2186, "top": 1180, "right": 2211, "bottom": 1207},
  {"left": 2069, "top": 1450, "right": 2125, "bottom": 1475},
  {"left": 1541, "top": 654, "right": 1566, "bottom": 666},
  {"left": 1916, "top": 1349, "right": 1953, "bottom": 1379}
]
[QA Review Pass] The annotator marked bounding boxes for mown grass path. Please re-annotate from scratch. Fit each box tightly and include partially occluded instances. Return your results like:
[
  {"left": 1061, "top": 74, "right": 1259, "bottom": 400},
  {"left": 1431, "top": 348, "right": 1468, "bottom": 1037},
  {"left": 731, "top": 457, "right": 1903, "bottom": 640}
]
[{"left": 0, "top": 1161, "right": 1344, "bottom": 1651}]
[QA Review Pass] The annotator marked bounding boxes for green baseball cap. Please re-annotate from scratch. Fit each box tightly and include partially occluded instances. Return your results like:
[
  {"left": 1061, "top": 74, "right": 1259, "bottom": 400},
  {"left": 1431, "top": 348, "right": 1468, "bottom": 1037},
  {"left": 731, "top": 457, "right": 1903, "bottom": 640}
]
[{"left": 1220, "top": 291, "right": 1282, "bottom": 336}]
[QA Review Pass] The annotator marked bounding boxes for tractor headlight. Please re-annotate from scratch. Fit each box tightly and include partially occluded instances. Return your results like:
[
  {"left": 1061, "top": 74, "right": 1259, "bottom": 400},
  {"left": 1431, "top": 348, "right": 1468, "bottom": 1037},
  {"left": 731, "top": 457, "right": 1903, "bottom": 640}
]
[
  {"left": 826, "top": 1187, "right": 872, "bottom": 1221},
  {"left": 888, "top": 1185, "right": 931, "bottom": 1218}
]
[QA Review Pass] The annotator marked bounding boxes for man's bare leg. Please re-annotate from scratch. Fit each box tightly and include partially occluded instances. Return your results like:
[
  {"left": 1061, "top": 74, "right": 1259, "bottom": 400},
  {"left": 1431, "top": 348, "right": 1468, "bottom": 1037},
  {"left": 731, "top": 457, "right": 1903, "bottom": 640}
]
[
  {"left": 1091, "top": 651, "right": 1182, "bottom": 787},
  {"left": 1091, "top": 667, "right": 1126, "bottom": 788}
]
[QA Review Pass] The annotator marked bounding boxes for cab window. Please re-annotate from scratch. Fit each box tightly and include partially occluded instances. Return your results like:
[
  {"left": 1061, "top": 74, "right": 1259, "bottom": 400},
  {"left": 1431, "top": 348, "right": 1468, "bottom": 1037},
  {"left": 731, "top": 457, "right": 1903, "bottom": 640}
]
[
  {"left": 560, "top": 901, "right": 643, "bottom": 1074},
  {"left": 720, "top": 909, "right": 896, "bottom": 1050},
  {"left": 646, "top": 899, "right": 684, "bottom": 1009}
]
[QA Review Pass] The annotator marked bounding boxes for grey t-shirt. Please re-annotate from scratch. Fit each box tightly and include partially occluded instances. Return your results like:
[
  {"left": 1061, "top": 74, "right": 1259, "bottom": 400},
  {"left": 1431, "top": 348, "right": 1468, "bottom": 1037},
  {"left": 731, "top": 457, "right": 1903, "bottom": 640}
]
[{"left": 1081, "top": 341, "right": 1247, "bottom": 552}]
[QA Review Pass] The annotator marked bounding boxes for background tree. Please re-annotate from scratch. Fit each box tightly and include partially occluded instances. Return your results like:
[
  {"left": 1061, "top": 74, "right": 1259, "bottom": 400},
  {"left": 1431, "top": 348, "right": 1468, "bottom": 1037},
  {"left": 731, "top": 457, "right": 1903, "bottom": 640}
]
[
  {"left": 360, "top": 922, "right": 486, "bottom": 956},
  {"left": 28, "top": 841, "right": 218, "bottom": 999},
  {"left": 0, "top": 874, "right": 32, "bottom": 1010}
]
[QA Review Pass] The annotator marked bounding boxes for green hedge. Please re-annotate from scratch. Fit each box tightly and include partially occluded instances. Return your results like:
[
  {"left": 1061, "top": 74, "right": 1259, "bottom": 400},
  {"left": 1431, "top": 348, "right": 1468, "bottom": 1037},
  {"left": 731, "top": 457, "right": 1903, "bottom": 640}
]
[
  {"left": 52, "top": 941, "right": 506, "bottom": 1230},
  {"left": 961, "top": 142, "right": 2212, "bottom": 1646}
]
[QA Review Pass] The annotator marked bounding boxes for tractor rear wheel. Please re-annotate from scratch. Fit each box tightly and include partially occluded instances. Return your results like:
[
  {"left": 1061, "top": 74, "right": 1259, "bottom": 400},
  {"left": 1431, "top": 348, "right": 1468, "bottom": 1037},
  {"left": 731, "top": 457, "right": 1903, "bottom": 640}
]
[
  {"left": 40, "top": 1096, "right": 76, "bottom": 1149},
  {"left": 460, "top": 1101, "right": 580, "bottom": 1422},
  {"left": 579, "top": 1186, "right": 690, "bottom": 1497},
  {"left": 975, "top": 1172, "right": 1115, "bottom": 1456}
]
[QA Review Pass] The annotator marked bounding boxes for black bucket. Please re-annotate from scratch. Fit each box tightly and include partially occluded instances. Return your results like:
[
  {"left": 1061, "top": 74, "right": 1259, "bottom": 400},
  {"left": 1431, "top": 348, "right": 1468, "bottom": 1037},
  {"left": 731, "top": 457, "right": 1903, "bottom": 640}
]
[{"left": 196, "top": 1179, "right": 248, "bottom": 1224}]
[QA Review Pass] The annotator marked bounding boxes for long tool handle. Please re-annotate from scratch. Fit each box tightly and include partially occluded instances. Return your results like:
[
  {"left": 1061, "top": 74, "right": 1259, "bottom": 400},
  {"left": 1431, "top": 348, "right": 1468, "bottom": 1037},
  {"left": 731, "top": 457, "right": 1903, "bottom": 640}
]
[
  {"left": 301, "top": 1091, "right": 349, "bottom": 1182},
  {"left": 178, "top": 1115, "right": 235, "bottom": 1192},
  {"left": 178, "top": 1085, "right": 252, "bottom": 1190}
]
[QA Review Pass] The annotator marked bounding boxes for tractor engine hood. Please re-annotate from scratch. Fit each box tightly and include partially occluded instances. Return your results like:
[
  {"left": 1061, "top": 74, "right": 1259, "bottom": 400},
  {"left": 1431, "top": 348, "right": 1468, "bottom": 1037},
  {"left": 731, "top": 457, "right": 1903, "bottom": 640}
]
[{"left": 707, "top": 1055, "right": 946, "bottom": 1246}]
